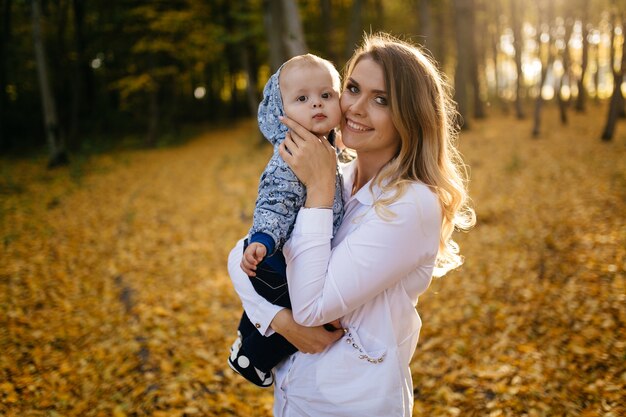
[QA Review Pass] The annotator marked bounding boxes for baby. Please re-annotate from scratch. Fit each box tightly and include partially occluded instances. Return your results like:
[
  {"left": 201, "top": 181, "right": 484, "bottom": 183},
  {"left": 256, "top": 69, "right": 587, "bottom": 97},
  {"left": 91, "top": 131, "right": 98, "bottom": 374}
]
[{"left": 228, "top": 54, "right": 344, "bottom": 387}]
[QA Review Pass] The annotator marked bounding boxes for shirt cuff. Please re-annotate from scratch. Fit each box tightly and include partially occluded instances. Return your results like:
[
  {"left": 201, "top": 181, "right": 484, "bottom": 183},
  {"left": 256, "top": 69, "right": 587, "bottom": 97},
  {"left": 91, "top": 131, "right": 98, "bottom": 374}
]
[
  {"left": 248, "top": 303, "right": 284, "bottom": 337},
  {"left": 293, "top": 207, "right": 334, "bottom": 236},
  {"left": 249, "top": 232, "right": 276, "bottom": 256}
]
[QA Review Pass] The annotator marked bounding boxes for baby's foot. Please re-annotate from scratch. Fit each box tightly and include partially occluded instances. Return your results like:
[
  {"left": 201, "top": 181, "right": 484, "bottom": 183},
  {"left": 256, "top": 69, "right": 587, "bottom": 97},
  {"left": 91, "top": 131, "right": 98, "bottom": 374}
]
[{"left": 227, "top": 332, "right": 274, "bottom": 387}]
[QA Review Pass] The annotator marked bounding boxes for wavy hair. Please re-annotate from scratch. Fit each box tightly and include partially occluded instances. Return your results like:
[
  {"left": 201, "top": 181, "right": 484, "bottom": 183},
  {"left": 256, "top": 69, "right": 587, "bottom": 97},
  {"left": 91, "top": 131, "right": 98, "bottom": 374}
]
[{"left": 344, "top": 33, "right": 475, "bottom": 277}]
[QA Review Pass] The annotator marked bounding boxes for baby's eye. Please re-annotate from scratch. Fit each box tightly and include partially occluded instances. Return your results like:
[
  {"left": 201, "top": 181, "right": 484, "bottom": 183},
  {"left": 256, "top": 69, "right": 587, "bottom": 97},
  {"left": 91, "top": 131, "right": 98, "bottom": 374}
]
[
  {"left": 297, "top": 96, "right": 308, "bottom": 102},
  {"left": 321, "top": 92, "right": 332, "bottom": 99},
  {"left": 374, "top": 96, "right": 388, "bottom": 105}
]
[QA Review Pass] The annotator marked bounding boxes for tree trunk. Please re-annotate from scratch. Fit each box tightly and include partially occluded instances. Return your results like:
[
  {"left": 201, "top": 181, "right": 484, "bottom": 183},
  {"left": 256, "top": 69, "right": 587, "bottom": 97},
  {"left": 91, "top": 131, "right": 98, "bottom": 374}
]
[
  {"left": 281, "top": 0, "right": 308, "bottom": 57},
  {"left": 418, "top": 0, "right": 432, "bottom": 52},
  {"left": 0, "top": 0, "right": 11, "bottom": 150},
  {"left": 433, "top": 1, "right": 447, "bottom": 69},
  {"left": 242, "top": 46, "right": 259, "bottom": 118},
  {"left": 32, "top": 0, "right": 67, "bottom": 167},
  {"left": 575, "top": 2, "right": 590, "bottom": 112},
  {"left": 488, "top": 0, "right": 507, "bottom": 113},
  {"left": 602, "top": 81, "right": 623, "bottom": 141},
  {"left": 593, "top": 42, "right": 600, "bottom": 103},
  {"left": 601, "top": 10, "right": 626, "bottom": 141},
  {"left": 511, "top": 0, "right": 525, "bottom": 119},
  {"left": 470, "top": 0, "right": 485, "bottom": 118},
  {"left": 557, "top": 18, "right": 573, "bottom": 125},
  {"left": 320, "top": 0, "right": 336, "bottom": 63},
  {"left": 69, "top": 0, "right": 87, "bottom": 149},
  {"left": 453, "top": 0, "right": 472, "bottom": 129},
  {"left": 263, "top": 0, "right": 287, "bottom": 72},
  {"left": 532, "top": 0, "right": 554, "bottom": 138},
  {"left": 372, "top": 0, "right": 384, "bottom": 31},
  {"left": 344, "top": 0, "right": 364, "bottom": 61}
]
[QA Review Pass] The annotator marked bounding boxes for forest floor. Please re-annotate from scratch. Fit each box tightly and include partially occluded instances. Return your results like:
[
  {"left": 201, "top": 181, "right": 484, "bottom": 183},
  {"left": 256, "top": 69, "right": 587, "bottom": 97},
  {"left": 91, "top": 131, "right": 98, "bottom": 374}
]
[{"left": 1, "top": 103, "right": 625, "bottom": 417}]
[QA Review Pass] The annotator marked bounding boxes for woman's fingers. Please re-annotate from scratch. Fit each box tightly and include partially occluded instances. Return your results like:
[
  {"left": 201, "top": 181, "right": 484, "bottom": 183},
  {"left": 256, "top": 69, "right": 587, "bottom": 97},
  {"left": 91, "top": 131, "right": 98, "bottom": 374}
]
[
  {"left": 278, "top": 141, "right": 293, "bottom": 164},
  {"left": 326, "top": 319, "right": 342, "bottom": 331},
  {"left": 280, "top": 116, "right": 312, "bottom": 141}
]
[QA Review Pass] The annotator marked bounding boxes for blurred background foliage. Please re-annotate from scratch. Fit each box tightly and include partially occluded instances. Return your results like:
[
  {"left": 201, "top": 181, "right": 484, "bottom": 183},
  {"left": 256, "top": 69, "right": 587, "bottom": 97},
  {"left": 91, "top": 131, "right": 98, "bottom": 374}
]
[{"left": 2, "top": 0, "right": 626, "bottom": 166}]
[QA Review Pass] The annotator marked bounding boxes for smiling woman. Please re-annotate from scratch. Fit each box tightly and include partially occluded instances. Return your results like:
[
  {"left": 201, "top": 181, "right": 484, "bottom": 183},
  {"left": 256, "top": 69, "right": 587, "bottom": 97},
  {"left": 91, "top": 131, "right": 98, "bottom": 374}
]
[{"left": 229, "top": 32, "right": 475, "bottom": 416}]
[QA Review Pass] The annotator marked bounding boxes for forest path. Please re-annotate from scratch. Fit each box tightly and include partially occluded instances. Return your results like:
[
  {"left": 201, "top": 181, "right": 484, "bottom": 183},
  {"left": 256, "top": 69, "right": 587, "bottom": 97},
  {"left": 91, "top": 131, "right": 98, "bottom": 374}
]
[{"left": 1, "top": 107, "right": 624, "bottom": 416}]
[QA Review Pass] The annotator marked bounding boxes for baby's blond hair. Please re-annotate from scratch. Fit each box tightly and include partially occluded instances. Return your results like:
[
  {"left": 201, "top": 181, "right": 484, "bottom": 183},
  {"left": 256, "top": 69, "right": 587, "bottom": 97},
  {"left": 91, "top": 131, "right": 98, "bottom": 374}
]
[{"left": 281, "top": 54, "right": 341, "bottom": 92}]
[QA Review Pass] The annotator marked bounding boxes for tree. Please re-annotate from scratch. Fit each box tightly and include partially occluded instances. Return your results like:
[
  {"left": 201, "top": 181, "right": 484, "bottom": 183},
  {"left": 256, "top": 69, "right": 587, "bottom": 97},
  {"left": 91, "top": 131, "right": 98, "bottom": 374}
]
[
  {"left": 281, "top": 0, "right": 308, "bottom": 56},
  {"left": 556, "top": 16, "right": 574, "bottom": 125},
  {"left": 433, "top": 0, "right": 449, "bottom": 69},
  {"left": 453, "top": 0, "right": 473, "bottom": 128},
  {"left": 532, "top": 0, "right": 555, "bottom": 137},
  {"left": 0, "top": 0, "right": 11, "bottom": 150},
  {"left": 32, "top": 0, "right": 68, "bottom": 167},
  {"left": 470, "top": 0, "right": 485, "bottom": 118},
  {"left": 510, "top": 0, "right": 526, "bottom": 119},
  {"left": 575, "top": 0, "right": 591, "bottom": 112},
  {"left": 263, "top": 0, "right": 287, "bottom": 72},
  {"left": 319, "top": 0, "right": 336, "bottom": 62},
  {"left": 344, "top": 0, "right": 364, "bottom": 61},
  {"left": 487, "top": 0, "right": 508, "bottom": 113},
  {"left": 263, "top": 0, "right": 308, "bottom": 71},
  {"left": 67, "top": 0, "right": 93, "bottom": 148},
  {"left": 601, "top": 6, "right": 626, "bottom": 141},
  {"left": 418, "top": 0, "right": 432, "bottom": 52}
]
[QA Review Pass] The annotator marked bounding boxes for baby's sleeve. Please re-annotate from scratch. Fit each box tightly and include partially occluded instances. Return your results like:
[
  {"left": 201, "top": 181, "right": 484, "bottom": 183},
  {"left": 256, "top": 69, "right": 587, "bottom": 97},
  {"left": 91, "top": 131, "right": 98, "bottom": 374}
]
[{"left": 249, "top": 149, "right": 306, "bottom": 256}]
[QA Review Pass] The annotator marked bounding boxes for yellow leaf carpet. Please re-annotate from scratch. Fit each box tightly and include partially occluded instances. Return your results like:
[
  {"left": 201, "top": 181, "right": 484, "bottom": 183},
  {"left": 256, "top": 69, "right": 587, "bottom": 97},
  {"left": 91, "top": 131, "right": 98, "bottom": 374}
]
[{"left": 1, "top": 106, "right": 624, "bottom": 416}]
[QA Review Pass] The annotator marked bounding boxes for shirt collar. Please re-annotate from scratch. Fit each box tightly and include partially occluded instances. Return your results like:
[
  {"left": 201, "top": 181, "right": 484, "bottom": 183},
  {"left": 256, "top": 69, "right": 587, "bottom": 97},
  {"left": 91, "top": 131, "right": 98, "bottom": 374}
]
[{"left": 341, "top": 160, "right": 383, "bottom": 206}]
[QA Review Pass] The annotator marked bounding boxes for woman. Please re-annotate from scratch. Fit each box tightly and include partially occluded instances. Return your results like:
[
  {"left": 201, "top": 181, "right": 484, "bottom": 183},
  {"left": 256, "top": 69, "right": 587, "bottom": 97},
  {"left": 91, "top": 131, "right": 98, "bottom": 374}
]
[{"left": 229, "top": 33, "right": 475, "bottom": 416}]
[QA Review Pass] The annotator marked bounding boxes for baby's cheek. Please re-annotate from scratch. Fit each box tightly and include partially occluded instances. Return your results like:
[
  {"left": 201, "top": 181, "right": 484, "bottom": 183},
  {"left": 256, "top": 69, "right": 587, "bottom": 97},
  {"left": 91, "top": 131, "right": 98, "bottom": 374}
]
[{"left": 330, "top": 103, "right": 343, "bottom": 125}]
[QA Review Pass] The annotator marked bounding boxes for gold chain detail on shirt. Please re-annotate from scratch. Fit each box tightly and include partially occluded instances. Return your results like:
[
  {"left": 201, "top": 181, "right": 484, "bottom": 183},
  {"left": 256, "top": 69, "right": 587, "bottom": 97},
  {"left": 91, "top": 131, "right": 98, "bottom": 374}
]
[{"left": 345, "top": 332, "right": 386, "bottom": 364}]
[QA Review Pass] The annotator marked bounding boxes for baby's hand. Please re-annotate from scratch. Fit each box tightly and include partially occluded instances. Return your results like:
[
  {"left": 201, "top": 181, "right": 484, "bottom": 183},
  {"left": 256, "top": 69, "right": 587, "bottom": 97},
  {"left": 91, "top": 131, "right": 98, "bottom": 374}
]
[{"left": 241, "top": 242, "right": 267, "bottom": 277}]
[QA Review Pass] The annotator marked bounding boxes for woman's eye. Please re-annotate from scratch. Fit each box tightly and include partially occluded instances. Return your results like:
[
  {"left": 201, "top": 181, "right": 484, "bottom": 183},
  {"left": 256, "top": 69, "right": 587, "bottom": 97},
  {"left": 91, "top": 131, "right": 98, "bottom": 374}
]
[
  {"left": 297, "top": 96, "right": 307, "bottom": 102},
  {"left": 346, "top": 84, "right": 359, "bottom": 94},
  {"left": 374, "top": 96, "right": 388, "bottom": 105}
]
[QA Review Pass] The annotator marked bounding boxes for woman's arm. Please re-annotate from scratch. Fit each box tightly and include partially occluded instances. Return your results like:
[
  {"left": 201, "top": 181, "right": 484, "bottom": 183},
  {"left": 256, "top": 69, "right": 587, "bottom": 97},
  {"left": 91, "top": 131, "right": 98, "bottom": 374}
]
[
  {"left": 277, "top": 116, "right": 441, "bottom": 327},
  {"left": 228, "top": 239, "right": 345, "bottom": 351},
  {"left": 284, "top": 194, "right": 441, "bottom": 327}
]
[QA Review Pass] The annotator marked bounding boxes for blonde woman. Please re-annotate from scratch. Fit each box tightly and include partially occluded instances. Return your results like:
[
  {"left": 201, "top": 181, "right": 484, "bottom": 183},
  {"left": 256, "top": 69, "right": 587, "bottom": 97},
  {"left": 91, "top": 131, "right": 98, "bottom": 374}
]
[{"left": 229, "top": 33, "right": 475, "bottom": 416}]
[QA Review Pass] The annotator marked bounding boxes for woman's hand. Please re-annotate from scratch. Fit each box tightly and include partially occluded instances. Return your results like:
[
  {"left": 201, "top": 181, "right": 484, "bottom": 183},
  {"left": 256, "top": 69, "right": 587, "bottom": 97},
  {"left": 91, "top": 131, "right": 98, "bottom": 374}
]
[
  {"left": 271, "top": 309, "right": 344, "bottom": 354},
  {"left": 278, "top": 116, "right": 337, "bottom": 209}
]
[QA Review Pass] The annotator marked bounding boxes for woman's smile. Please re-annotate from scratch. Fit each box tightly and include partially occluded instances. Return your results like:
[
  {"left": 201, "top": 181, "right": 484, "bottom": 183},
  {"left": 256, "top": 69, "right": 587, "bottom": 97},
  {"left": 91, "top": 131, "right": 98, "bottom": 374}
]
[{"left": 345, "top": 118, "right": 372, "bottom": 132}]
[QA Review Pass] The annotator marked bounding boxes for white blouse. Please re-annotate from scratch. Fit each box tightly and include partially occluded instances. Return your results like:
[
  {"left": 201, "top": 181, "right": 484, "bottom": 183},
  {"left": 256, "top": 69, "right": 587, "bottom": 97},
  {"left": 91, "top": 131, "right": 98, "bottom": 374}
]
[{"left": 228, "top": 160, "right": 441, "bottom": 416}]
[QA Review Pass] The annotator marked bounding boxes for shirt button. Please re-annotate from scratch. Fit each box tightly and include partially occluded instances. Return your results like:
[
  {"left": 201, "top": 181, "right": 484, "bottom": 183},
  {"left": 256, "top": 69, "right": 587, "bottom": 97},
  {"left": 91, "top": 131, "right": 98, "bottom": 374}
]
[{"left": 255, "top": 323, "right": 261, "bottom": 329}]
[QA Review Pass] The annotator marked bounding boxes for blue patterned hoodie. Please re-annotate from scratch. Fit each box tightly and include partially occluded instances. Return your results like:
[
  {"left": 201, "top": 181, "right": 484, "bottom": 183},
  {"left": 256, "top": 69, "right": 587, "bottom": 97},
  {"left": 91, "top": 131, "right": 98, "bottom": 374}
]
[{"left": 249, "top": 65, "right": 344, "bottom": 256}]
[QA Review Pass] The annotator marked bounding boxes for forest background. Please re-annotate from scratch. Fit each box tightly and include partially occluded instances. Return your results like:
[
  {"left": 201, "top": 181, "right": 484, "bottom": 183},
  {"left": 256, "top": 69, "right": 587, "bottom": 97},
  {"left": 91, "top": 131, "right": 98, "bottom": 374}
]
[{"left": 1, "top": 0, "right": 625, "bottom": 416}]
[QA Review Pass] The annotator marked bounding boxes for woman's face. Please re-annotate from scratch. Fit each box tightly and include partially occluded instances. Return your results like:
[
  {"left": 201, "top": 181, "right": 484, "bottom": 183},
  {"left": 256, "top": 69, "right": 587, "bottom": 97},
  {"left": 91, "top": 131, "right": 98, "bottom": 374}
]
[{"left": 340, "top": 57, "right": 400, "bottom": 160}]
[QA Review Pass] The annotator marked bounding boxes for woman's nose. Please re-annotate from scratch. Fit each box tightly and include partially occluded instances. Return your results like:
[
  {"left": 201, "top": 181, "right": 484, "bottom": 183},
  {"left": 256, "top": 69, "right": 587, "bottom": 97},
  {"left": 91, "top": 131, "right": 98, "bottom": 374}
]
[{"left": 348, "top": 96, "right": 365, "bottom": 116}]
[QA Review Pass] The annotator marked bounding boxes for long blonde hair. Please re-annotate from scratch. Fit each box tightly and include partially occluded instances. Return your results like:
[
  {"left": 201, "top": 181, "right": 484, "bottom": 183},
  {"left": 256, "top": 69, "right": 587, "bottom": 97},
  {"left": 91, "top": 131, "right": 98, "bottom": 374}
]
[{"left": 344, "top": 33, "right": 475, "bottom": 277}]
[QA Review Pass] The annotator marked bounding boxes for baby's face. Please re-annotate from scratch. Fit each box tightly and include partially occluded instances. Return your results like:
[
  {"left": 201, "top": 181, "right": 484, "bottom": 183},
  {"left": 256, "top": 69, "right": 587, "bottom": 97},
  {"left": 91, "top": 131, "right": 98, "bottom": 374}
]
[{"left": 280, "top": 65, "right": 341, "bottom": 136}]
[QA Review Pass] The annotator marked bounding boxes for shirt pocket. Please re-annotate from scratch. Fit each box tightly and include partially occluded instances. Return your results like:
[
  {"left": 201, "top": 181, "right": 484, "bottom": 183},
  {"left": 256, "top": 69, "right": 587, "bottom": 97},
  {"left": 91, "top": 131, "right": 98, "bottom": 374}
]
[{"left": 312, "top": 327, "right": 403, "bottom": 416}]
